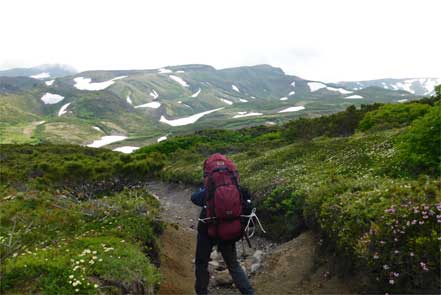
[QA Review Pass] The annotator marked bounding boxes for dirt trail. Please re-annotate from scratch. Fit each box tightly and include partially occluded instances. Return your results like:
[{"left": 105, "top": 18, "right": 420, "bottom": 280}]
[{"left": 146, "top": 181, "right": 357, "bottom": 295}]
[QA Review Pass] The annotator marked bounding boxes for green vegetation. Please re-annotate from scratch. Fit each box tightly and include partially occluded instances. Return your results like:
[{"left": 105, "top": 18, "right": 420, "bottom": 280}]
[
  {"left": 0, "top": 145, "right": 165, "bottom": 294},
  {"left": 359, "top": 103, "right": 431, "bottom": 131},
  {"left": 395, "top": 105, "right": 441, "bottom": 175},
  {"left": 0, "top": 189, "right": 163, "bottom": 294},
  {"left": 0, "top": 144, "right": 164, "bottom": 189}
]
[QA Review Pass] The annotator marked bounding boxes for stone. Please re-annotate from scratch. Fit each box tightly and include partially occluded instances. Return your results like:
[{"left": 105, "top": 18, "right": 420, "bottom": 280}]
[
  {"left": 214, "top": 270, "right": 233, "bottom": 286},
  {"left": 252, "top": 250, "right": 264, "bottom": 263},
  {"left": 209, "top": 260, "right": 220, "bottom": 268},
  {"left": 250, "top": 263, "right": 260, "bottom": 274},
  {"left": 210, "top": 250, "right": 219, "bottom": 260}
]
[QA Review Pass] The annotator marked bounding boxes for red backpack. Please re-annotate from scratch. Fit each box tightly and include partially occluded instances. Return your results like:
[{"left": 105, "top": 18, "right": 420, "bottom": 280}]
[{"left": 203, "top": 153, "right": 243, "bottom": 242}]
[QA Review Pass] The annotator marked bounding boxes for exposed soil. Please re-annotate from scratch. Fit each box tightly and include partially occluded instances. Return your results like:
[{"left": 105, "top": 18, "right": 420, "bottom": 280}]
[
  {"left": 252, "top": 231, "right": 357, "bottom": 295},
  {"left": 157, "top": 225, "right": 196, "bottom": 295}
]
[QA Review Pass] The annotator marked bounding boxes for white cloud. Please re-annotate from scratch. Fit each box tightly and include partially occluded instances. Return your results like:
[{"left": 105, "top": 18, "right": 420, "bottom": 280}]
[{"left": 0, "top": 0, "right": 440, "bottom": 82}]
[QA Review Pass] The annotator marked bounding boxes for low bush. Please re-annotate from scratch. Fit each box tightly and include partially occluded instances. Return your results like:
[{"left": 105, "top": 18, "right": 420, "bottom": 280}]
[
  {"left": 359, "top": 103, "right": 431, "bottom": 131},
  {"left": 394, "top": 104, "right": 441, "bottom": 175},
  {"left": 0, "top": 189, "right": 162, "bottom": 294}
]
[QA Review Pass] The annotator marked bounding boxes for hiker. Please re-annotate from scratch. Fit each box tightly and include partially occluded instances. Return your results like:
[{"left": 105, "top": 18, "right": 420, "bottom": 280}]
[{"left": 191, "top": 153, "right": 255, "bottom": 295}]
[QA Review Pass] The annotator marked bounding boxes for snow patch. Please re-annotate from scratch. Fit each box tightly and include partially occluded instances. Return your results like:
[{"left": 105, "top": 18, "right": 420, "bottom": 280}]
[
  {"left": 126, "top": 95, "right": 133, "bottom": 105},
  {"left": 280, "top": 97, "right": 288, "bottom": 101},
  {"left": 422, "top": 78, "right": 441, "bottom": 94},
  {"left": 278, "top": 106, "right": 305, "bottom": 113},
  {"left": 397, "top": 99, "right": 409, "bottom": 103},
  {"left": 233, "top": 112, "right": 263, "bottom": 118},
  {"left": 135, "top": 101, "right": 161, "bottom": 109},
  {"left": 307, "top": 82, "right": 327, "bottom": 92},
  {"left": 87, "top": 136, "right": 128, "bottom": 148},
  {"left": 219, "top": 98, "right": 233, "bottom": 105},
  {"left": 288, "top": 91, "right": 295, "bottom": 96},
  {"left": 232, "top": 84, "right": 240, "bottom": 92},
  {"left": 45, "top": 80, "right": 55, "bottom": 86},
  {"left": 92, "top": 126, "right": 103, "bottom": 132},
  {"left": 36, "top": 121, "right": 46, "bottom": 125},
  {"left": 30, "top": 72, "right": 50, "bottom": 79},
  {"left": 73, "top": 76, "right": 127, "bottom": 91},
  {"left": 159, "top": 108, "right": 223, "bottom": 127},
  {"left": 169, "top": 75, "right": 189, "bottom": 87},
  {"left": 113, "top": 146, "right": 139, "bottom": 154},
  {"left": 291, "top": 81, "right": 296, "bottom": 87},
  {"left": 58, "top": 103, "right": 71, "bottom": 116},
  {"left": 176, "top": 70, "right": 185, "bottom": 73},
  {"left": 191, "top": 88, "right": 201, "bottom": 98},
  {"left": 41, "top": 92, "right": 64, "bottom": 104},
  {"left": 158, "top": 68, "right": 173, "bottom": 74},
  {"left": 250, "top": 96, "right": 256, "bottom": 99},
  {"left": 345, "top": 95, "right": 364, "bottom": 99},
  {"left": 326, "top": 87, "right": 353, "bottom": 94},
  {"left": 157, "top": 136, "right": 167, "bottom": 143},
  {"left": 150, "top": 89, "right": 159, "bottom": 99},
  {"left": 239, "top": 99, "right": 248, "bottom": 103}
]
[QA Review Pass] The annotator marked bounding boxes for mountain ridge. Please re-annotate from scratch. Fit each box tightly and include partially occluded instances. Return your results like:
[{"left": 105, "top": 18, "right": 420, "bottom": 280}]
[{"left": 1, "top": 63, "right": 436, "bottom": 150}]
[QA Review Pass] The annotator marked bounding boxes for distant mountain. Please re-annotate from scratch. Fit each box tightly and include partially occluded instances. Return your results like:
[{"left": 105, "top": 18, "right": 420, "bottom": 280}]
[
  {"left": 0, "top": 64, "right": 428, "bottom": 149},
  {"left": 0, "top": 64, "right": 77, "bottom": 79},
  {"left": 337, "top": 78, "right": 441, "bottom": 96}
]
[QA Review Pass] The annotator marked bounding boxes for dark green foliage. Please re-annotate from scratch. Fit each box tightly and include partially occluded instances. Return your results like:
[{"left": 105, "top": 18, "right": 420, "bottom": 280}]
[
  {"left": 359, "top": 103, "right": 431, "bottom": 131},
  {"left": 0, "top": 144, "right": 164, "bottom": 190},
  {"left": 283, "top": 104, "right": 381, "bottom": 141},
  {"left": 395, "top": 104, "right": 441, "bottom": 175}
]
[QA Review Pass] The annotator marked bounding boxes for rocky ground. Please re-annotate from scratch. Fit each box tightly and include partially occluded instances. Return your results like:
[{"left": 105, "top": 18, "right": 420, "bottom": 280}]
[{"left": 146, "top": 181, "right": 358, "bottom": 295}]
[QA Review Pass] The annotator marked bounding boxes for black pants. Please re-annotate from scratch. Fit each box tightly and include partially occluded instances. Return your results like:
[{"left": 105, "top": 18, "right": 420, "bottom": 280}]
[{"left": 195, "top": 231, "right": 255, "bottom": 295}]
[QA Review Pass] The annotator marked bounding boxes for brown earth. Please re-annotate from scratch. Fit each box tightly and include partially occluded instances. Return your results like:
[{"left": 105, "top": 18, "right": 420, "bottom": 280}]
[
  {"left": 158, "top": 225, "right": 196, "bottom": 295},
  {"left": 252, "top": 231, "right": 357, "bottom": 295}
]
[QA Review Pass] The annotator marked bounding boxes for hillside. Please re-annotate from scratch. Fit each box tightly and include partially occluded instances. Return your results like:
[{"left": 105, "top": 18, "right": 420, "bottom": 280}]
[
  {"left": 0, "top": 64, "right": 421, "bottom": 151},
  {"left": 1, "top": 88, "right": 440, "bottom": 294},
  {"left": 0, "top": 64, "right": 77, "bottom": 79},
  {"left": 338, "top": 78, "right": 441, "bottom": 96}
]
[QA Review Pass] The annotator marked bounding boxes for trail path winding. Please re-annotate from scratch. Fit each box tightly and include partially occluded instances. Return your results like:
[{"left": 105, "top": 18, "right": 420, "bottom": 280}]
[{"left": 145, "top": 181, "right": 357, "bottom": 295}]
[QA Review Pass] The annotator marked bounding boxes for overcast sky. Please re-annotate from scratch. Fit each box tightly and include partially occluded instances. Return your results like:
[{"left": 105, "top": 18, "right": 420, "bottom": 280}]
[{"left": 1, "top": 0, "right": 439, "bottom": 82}]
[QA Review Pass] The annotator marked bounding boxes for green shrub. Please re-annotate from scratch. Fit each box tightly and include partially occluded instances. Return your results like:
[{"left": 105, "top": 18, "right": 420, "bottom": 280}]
[
  {"left": 395, "top": 104, "right": 441, "bottom": 175},
  {"left": 0, "top": 189, "right": 162, "bottom": 294},
  {"left": 283, "top": 104, "right": 381, "bottom": 141},
  {"left": 359, "top": 103, "right": 430, "bottom": 131},
  {"left": 304, "top": 176, "right": 441, "bottom": 293}
]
